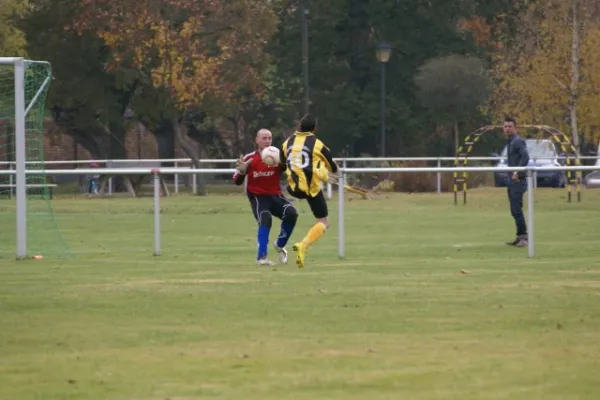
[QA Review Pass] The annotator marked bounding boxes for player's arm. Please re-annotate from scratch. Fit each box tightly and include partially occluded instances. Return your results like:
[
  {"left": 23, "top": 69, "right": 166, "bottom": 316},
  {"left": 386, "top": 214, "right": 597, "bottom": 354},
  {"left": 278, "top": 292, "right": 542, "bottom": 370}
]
[
  {"left": 317, "top": 141, "right": 338, "bottom": 173},
  {"left": 516, "top": 139, "right": 530, "bottom": 167},
  {"left": 233, "top": 154, "right": 253, "bottom": 185},
  {"left": 233, "top": 173, "right": 245, "bottom": 186},
  {"left": 278, "top": 141, "right": 288, "bottom": 173},
  {"left": 513, "top": 138, "right": 530, "bottom": 180}
]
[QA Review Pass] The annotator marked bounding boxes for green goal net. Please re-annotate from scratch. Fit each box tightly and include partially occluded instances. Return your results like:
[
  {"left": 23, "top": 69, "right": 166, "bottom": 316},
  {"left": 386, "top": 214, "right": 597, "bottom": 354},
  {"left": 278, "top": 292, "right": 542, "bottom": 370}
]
[{"left": 0, "top": 58, "right": 70, "bottom": 259}]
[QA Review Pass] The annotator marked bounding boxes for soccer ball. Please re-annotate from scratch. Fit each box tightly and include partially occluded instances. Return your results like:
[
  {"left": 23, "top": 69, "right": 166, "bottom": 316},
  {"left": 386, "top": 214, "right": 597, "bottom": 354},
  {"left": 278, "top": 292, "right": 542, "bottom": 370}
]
[{"left": 261, "top": 146, "right": 280, "bottom": 167}]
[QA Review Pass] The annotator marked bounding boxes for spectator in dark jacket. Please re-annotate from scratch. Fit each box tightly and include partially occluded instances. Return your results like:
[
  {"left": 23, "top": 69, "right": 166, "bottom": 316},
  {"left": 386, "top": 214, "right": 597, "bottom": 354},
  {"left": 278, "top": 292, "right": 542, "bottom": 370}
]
[{"left": 503, "top": 117, "right": 530, "bottom": 247}]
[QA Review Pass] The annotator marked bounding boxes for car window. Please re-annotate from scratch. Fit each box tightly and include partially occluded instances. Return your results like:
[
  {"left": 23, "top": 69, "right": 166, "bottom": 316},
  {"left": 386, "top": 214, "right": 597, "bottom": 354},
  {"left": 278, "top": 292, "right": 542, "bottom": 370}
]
[
  {"left": 526, "top": 140, "right": 556, "bottom": 158},
  {"left": 499, "top": 140, "right": 556, "bottom": 159}
]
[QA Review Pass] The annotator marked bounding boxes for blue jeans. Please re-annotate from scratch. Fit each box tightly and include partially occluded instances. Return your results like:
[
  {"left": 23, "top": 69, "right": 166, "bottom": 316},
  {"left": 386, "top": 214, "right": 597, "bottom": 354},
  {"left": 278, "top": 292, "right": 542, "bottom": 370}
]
[
  {"left": 87, "top": 178, "right": 99, "bottom": 194},
  {"left": 507, "top": 181, "right": 527, "bottom": 236}
]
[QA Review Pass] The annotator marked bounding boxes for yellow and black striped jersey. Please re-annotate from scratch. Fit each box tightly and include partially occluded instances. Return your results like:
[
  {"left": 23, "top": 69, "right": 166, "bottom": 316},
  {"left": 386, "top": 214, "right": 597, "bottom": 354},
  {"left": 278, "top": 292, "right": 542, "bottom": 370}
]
[{"left": 280, "top": 131, "right": 338, "bottom": 197}]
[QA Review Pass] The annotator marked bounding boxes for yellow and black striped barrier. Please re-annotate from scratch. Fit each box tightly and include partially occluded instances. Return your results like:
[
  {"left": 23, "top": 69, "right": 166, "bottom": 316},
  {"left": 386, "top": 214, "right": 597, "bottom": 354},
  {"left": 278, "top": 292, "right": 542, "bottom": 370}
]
[{"left": 453, "top": 125, "right": 581, "bottom": 205}]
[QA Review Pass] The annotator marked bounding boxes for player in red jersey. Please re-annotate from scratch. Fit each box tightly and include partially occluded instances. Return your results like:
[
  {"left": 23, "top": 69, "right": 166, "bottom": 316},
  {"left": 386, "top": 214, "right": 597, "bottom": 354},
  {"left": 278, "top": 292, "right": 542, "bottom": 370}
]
[{"left": 233, "top": 129, "right": 298, "bottom": 266}]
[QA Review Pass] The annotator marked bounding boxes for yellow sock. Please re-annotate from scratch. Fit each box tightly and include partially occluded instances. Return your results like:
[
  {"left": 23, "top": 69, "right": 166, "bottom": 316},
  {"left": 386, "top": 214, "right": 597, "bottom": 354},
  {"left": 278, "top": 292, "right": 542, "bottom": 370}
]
[{"left": 302, "top": 222, "right": 326, "bottom": 247}]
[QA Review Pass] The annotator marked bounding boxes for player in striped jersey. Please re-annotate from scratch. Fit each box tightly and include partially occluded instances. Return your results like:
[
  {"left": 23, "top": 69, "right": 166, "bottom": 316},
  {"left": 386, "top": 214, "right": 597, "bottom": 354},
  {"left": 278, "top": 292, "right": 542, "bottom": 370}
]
[{"left": 280, "top": 114, "right": 338, "bottom": 268}]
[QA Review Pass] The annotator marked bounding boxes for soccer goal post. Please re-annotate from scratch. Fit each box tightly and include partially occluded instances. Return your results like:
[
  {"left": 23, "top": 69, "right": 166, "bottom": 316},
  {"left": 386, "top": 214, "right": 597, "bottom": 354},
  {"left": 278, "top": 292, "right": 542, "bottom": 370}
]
[{"left": 0, "top": 57, "right": 66, "bottom": 260}]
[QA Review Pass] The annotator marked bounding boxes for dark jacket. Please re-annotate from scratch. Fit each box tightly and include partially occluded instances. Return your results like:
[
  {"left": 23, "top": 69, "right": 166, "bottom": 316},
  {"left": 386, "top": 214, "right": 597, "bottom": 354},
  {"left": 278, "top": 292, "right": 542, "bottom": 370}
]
[{"left": 507, "top": 134, "right": 530, "bottom": 181}]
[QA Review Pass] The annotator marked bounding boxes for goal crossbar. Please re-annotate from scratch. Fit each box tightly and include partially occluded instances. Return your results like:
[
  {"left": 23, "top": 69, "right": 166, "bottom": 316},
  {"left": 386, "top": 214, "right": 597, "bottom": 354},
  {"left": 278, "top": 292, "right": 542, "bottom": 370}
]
[{"left": 0, "top": 57, "right": 22, "bottom": 64}]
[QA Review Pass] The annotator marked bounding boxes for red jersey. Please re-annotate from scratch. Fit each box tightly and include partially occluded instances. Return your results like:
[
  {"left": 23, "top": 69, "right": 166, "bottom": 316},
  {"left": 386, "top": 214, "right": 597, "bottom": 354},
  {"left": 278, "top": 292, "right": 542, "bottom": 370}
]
[{"left": 233, "top": 151, "right": 282, "bottom": 195}]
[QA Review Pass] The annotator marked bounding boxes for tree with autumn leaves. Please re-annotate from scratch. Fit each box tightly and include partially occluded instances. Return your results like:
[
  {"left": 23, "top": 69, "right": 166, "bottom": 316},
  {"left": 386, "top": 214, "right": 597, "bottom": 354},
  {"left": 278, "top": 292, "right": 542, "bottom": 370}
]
[
  {"left": 0, "top": 0, "right": 28, "bottom": 56},
  {"left": 489, "top": 0, "right": 600, "bottom": 149},
  {"left": 7, "top": 0, "right": 600, "bottom": 164},
  {"left": 72, "top": 0, "right": 277, "bottom": 108},
  {"left": 69, "top": 0, "right": 279, "bottom": 168}
]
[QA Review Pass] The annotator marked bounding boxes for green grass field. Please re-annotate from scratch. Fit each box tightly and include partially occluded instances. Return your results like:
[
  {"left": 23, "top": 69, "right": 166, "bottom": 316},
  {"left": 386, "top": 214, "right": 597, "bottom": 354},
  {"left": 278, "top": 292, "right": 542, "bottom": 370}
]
[{"left": 1, "top": 188, "right": 599, "bottom": 399}]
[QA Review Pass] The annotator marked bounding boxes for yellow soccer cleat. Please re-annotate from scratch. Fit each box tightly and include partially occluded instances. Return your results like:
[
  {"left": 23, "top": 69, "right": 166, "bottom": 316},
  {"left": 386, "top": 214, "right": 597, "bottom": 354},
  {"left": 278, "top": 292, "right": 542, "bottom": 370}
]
[{"left": 292, "top": 242, "right": 307, "bottom": 268}]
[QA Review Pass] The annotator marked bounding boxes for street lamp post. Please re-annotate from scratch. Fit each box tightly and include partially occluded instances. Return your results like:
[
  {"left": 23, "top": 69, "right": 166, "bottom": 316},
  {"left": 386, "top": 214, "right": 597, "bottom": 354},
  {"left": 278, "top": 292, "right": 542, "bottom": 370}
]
[
  {"left": 136, "top": 122, "right": 142, "bottom": 159},
  {"left": 376, "top": 42, "right": 392, "bottom": 157},
  {"left": 301, "top": 0, "right": 310, "bottom": 114}
]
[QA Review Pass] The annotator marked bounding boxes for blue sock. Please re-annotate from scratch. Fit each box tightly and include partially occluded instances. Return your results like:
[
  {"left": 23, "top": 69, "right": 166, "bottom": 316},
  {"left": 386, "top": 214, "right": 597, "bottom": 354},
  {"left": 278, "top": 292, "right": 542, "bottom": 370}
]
[
  {"left": 257, "top": 225, "right": 270, "bottom": 259},
  {"left": 276, "top": 222, "right": 295, "bottom": 248}
]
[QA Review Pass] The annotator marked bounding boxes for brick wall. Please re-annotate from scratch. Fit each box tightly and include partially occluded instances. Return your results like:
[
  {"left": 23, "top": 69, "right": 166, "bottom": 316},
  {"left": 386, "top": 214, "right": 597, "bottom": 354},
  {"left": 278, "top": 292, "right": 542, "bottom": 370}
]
[
  {"left": 0, "top": 118, "right": 209, "bottom": 166},
  {"left": 42, "top": 119, "right": 161, "bottom": 164}
]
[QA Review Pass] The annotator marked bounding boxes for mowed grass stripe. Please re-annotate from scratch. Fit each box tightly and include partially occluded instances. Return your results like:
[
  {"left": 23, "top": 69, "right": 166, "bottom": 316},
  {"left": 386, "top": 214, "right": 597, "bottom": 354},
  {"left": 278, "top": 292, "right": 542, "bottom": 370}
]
[{"left": 0, "top": 188, "right": 599, "bottom": 399}]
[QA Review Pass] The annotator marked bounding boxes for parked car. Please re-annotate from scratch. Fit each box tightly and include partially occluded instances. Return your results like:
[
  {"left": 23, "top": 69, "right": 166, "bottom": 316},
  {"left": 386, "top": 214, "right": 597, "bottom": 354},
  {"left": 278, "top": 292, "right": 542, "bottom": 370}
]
[
  {"left": 584, "top": 142, "right": 600, "bottom": 188},
  {"left": 493, "top": 139, "right": 567, "bottom": 188}
]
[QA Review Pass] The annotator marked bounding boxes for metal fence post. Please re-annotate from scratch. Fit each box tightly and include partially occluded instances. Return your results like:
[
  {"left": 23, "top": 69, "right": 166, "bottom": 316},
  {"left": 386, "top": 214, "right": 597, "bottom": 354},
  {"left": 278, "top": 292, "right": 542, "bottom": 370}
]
[
  {"left": 9, "top": 162, "right": 13, "bottom": 199},
  {"left": 174, "top": 161, "right": 179, "bottom": 194},
  {"left": 436, "top": 158, "right": 441, "bottom": 194},
  {"left": 532, "top": 158, "right": 537, "bottom": 189},
  {"left": 192, "top": 164, "right": 197, "bottom": 194},
  {"left": 338, "top": 167, "right": 345, "bottom": 259},
  {"left": 526, "top": 168, "right": 534, "bottom": 258},
  {"left": 152, "top": 169, "right": 161, "bottom": 256}
]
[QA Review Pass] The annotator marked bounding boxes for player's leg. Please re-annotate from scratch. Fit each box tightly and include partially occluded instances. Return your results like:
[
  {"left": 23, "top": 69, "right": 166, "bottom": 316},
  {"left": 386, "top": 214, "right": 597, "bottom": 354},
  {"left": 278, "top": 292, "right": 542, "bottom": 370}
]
[
  {"left": 293, "top": 191, "right": 328, "bottom": 268},
  {"left": 270, "top": 195, "right": 298, "bottom": 264},
  {"left": 249, "top": 194, "right": 275, "bottom": 266}
]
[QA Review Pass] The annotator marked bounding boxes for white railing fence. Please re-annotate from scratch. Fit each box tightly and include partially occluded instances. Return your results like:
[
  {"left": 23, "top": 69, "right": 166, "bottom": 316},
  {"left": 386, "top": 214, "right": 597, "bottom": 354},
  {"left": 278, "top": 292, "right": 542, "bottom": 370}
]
[
  {"left": 337, "top": 165, "right": 599, "bottom": 260},
  {"left": 1, "top": 165, "right": 599, "bottom": 260},
  {"left": 1, "top": 156, "right": 599, "bottom": 196}
]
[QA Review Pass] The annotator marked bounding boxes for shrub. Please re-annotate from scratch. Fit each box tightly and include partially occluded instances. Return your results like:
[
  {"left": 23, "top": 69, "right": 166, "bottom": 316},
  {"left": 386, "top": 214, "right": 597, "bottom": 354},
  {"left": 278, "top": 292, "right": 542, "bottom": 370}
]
[
  {"left": 365, "top": 160, "right": 450, "bottom": 193},
  {"left": 341, "top": 157, "right": 495, "bottom": 193}
]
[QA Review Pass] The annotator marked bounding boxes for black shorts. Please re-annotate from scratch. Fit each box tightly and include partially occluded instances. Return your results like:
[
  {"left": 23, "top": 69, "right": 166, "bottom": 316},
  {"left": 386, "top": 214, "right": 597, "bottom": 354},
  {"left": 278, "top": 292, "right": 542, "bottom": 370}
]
[
  {"left": 247, "top": 193, "right": 297, "bottom": 222},
  {"left": 286, "top": 186, "right": 328, "bottom": 219}
]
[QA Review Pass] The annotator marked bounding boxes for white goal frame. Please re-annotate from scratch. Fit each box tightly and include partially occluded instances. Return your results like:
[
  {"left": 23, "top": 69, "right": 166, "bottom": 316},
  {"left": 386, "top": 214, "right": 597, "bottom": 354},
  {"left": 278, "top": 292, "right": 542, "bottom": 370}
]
[
  {"left": 1, "top": 57, "right": 26, "bottom": 259},
  {"left": 0, "top": 57, "right": 52, "bottom": 259}
]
